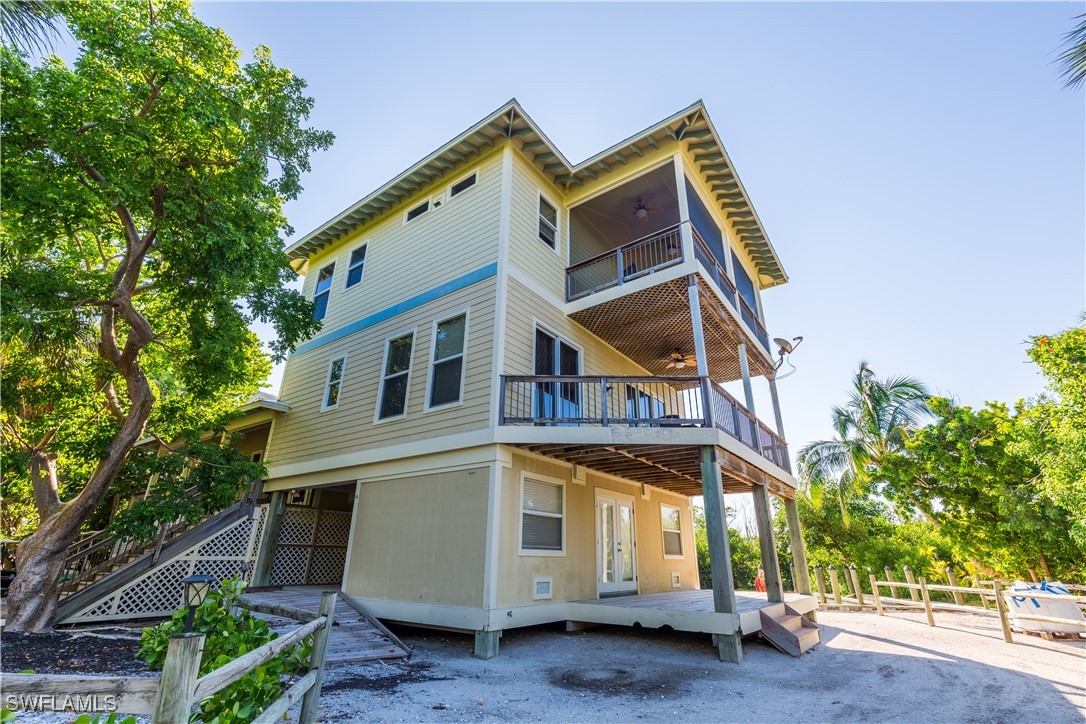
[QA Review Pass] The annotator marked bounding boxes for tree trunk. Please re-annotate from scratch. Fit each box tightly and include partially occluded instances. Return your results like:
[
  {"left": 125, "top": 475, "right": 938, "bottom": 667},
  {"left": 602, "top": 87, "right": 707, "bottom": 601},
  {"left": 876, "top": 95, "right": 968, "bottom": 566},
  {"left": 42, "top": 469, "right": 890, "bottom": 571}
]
[
  {"left": 1026, "top": 566, "right": 1040, "bottom": 584},
  {"left": 1037, "top": 552, "right": 1052, "bottom": 581},
  {"left": 5, "top": 521, "right": 75, "bottom": 632}
]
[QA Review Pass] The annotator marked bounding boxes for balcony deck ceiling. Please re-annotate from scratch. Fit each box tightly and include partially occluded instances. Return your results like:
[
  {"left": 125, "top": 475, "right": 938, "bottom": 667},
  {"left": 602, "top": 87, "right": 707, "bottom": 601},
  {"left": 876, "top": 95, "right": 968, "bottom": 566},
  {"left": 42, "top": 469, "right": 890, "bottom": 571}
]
[
  {"left": 513, "top": 443, "right": 793, "bottom": 499},
  {"left": 568, "top": 277, "right": 773, "bottom": 383}
]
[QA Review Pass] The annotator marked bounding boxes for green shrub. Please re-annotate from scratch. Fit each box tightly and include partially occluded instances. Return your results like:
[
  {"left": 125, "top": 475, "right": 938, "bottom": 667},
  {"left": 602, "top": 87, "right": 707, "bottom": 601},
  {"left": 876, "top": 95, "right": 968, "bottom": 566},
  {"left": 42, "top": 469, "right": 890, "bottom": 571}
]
[{"left": 139, "top": 578, "right": 310, "bottom": 723}]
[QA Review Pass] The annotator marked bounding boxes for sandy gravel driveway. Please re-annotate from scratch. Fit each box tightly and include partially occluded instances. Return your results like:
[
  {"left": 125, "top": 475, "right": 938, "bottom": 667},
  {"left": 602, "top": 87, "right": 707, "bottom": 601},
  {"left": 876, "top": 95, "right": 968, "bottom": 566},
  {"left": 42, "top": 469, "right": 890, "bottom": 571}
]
[{"left": 316, "top": 609, "right": 1085, "bottom": 723}]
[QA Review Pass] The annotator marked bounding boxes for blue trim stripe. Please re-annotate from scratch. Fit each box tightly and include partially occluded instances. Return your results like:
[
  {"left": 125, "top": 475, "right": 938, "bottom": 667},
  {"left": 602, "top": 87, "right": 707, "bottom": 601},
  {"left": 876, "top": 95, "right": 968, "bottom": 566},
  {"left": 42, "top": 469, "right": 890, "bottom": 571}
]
[{"left": 293, "top": 263, "right": 498, "bottom": 356}]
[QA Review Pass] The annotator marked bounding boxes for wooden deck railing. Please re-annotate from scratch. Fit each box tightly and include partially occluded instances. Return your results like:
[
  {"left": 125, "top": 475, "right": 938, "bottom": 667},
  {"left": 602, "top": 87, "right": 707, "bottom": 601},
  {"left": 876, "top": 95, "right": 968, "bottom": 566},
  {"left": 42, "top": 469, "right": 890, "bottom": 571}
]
[
  {"left": 499, "top": 375, "right": 790, "bottom": 472},
  {"left": 565, "top": 223, "right": 772, "bottom": 353}
]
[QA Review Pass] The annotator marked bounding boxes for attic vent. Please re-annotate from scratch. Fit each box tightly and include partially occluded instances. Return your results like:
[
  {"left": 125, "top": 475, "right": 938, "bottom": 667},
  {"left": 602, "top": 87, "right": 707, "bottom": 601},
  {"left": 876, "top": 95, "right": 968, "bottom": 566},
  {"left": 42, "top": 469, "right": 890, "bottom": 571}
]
[
  {"left": 532, "top": 575, "right": 554, "bottom": 600},
  {"left": 430, "top": 192, "right": 445, "bottom": 210},
  {"left": 671, "top": 572, "right": 681, "bottom": 588}
]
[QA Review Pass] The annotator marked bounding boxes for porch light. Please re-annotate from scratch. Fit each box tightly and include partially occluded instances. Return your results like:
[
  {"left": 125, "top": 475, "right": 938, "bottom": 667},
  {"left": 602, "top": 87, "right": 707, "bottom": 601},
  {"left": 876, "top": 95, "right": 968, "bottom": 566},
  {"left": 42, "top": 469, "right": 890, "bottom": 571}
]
[{"left": 182, "top": 574, "right": 216, "bottom": 633}]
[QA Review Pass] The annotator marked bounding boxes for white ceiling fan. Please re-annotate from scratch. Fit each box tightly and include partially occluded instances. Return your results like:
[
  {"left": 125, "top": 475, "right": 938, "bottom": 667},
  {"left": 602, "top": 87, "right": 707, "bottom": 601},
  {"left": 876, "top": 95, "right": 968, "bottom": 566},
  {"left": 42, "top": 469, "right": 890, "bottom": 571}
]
[
  {"left": 626, "top": 195, "right": 662, "bottom": 224},
  {"left": 665, "top": 350, "right": 697, "bottom": 369}
]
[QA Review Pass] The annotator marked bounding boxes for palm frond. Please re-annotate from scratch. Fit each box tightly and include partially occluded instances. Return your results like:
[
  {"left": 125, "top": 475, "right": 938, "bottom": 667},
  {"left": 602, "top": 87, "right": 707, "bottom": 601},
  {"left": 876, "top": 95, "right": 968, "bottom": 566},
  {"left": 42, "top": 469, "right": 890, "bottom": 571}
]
[
  {"left": 1058, "top": 14, "right": 1086, "bottom": 90},
  {"left": 0, "top": 0, "right": 62, "bottom": 54}
]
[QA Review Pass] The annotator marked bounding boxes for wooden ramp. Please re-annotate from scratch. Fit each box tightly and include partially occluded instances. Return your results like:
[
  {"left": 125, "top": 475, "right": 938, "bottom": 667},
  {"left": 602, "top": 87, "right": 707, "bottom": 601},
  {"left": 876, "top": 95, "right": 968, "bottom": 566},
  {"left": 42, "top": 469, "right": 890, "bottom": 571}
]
[{"left": 244, "top": 587, "right": 410, "bottom": 664}]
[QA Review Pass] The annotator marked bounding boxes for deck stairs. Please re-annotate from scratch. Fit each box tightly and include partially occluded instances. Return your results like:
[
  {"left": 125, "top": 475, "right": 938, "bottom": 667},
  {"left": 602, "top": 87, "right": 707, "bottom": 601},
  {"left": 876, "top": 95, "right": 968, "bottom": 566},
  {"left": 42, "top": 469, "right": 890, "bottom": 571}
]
[
  {"left": 55, "top": 486, "right": 258, "bottom": 624},
  {"left": 758, "top": 603, "right": 820, "bottom": 656}
]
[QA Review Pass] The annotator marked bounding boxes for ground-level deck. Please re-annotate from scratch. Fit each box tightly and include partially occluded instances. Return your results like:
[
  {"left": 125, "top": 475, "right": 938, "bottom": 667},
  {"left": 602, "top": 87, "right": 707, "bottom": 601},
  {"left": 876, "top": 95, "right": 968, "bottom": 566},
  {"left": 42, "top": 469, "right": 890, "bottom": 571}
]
[{"left": 569, "top": 590, "right": 817, "bottom": 636}]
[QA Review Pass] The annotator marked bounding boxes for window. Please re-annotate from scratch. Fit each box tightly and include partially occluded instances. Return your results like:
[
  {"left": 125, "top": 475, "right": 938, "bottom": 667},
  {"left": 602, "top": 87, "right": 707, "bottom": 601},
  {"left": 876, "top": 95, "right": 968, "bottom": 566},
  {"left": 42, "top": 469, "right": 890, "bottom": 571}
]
[
  {"left": 377, "top": 332, "right": 414, "bottom": 420},
  {"left": 345, "top": 245, "right": 366, "bottom": 289},
  {"left": 534, "top": 328, "right": 580, "bottom": 422},
  {"left": 450, "top": 172, "right": 477, "bottom": 197},
  {"left": 428, "top": 313, "right": 466, "bottom": 408},
  {"left": 322, "top": 356, "right": 345, "bottom": 410},
  {"left": 661, "top": 504, "right": 683, "bottom": 558},
  {"left": 537, "top": 195, "right": 558, "bottom": 249},
  {"left": 405, "top": 200, "right": 429, "bottom": 223},
  {"left": 313, "top": 263, "right": 335, "bottom": 320},
  {"left": 521, "top": 476, "right": 564, "bottom": 553}
]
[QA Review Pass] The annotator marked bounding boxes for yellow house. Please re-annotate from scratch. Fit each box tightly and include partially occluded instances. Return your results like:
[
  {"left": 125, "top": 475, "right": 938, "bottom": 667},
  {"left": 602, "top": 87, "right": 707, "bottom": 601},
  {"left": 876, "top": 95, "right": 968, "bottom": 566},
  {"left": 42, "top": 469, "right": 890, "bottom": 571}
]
[{"left": 248, "top": 100, "right": 816, "bottom": 661}]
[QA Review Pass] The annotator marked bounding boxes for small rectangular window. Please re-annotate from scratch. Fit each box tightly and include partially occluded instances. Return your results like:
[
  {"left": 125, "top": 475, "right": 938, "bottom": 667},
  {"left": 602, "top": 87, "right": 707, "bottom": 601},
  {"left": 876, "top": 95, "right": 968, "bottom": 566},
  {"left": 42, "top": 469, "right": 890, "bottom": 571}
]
[
  {"left": 378, "top": 332, "right": 414, "bottom": 420},
  {"left": 450, "top": 172, "right": 477, "bottom": 197},
  {"left": 345, "top": 245, "right": 366, "bottom": 289},
  {"left": 323, "top": 356, "right": 345, "bottom": 410},
  {"left": 521, "top": 477, "right": 564, "bottom": 553},
  {"left": 428, "top": 313, "right": 466, "bottom": 408},
  {"left": 538, "top": 196, "right": 557, "bottom": 249},
  {"left": 661, "top": 503, "right": 683, "bottom": 557},
  {"left": 313, "top": 263, "right": 335, "bottom": 320},
  {"left": 406, "top": 200, "right": 429, "bottom": 222}
]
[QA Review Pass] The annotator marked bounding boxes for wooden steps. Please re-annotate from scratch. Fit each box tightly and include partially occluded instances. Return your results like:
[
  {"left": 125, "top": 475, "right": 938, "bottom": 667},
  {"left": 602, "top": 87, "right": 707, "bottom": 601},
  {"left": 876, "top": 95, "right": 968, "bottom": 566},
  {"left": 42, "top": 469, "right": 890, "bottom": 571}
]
[{"left": 758, "top": 603, "right": 820, "bottom": 656}]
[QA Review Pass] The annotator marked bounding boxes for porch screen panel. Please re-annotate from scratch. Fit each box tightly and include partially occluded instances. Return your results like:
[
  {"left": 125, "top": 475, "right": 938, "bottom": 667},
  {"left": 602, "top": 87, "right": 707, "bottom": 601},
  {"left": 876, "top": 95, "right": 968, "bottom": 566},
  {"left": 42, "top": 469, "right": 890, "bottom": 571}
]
[{"left": 731, "top": 251, "right": 758, "bottom": 313}]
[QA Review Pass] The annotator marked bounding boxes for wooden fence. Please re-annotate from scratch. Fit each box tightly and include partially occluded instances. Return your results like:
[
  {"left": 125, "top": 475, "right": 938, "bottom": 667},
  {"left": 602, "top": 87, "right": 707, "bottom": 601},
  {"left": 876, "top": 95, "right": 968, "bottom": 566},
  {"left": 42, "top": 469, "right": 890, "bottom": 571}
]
[
  {"left": 1, "top": 591, "right": 336, "bottom": 722},
  {"left": 810, "top": 564, "right": 1086, "bottom": 643}
]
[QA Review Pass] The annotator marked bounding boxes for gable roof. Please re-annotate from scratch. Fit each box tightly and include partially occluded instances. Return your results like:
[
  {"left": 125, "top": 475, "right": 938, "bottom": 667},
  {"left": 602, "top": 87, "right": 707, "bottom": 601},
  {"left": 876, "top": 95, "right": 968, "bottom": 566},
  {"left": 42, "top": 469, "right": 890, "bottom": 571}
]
[{"left": 287, "top": 99, "right": 787, "bottom": 287}]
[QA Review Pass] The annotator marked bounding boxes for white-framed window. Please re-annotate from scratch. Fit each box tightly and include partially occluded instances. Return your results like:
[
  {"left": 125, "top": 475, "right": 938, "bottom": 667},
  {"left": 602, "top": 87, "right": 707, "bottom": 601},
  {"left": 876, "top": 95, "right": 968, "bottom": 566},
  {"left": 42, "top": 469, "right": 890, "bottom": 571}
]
[
  {"left": 426, "top": 312, "right": 467, "bottom": 409},
  {"left": 537, "top": 193, "right": 558, "bottom": 250},
  {"left": 449, "top": 171, "right": 477, "bottom": 198},
  {"left": 519, "top": 474, "right": 565, "bottom": 555},
  {"left": 376, "top": 331, "right": 414, "bottom": 421},
  {"left": 313, "top": 263, "right": 335, "bottom": 320},
  {"left": 345, "top": 244, "right": 367, "bottom": 289},
  {"left": 322, "top": 355, "right": 346, "bottom": 411},
  {"left": 661, "top": 503, "right": 683, "bottom": 558},
  {"left": 404, "top": 200, "right": 430, "bottom": 223}
]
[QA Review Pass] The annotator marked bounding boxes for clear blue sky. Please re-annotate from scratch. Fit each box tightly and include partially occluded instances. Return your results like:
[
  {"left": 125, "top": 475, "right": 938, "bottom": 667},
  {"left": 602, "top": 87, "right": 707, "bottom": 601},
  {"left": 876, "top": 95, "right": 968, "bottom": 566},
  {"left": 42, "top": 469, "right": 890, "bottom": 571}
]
[{"left": 192, "top": 1, "right": 1084, "bottom": 459}]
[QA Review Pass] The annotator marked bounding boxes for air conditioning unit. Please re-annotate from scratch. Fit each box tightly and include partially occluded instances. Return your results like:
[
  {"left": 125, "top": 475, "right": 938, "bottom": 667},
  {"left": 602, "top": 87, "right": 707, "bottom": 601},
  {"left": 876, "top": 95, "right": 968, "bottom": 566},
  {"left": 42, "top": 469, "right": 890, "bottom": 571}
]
[{"left": 532, "top": 575, "right": 554, "bottom": 600}]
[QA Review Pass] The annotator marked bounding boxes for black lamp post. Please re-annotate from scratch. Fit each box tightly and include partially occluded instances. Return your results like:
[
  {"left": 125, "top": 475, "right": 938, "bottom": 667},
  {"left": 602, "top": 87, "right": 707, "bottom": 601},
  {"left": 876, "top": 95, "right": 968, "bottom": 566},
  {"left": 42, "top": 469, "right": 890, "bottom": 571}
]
[{"left": 181, "top": 574, "right": 216, "bottom": 633}]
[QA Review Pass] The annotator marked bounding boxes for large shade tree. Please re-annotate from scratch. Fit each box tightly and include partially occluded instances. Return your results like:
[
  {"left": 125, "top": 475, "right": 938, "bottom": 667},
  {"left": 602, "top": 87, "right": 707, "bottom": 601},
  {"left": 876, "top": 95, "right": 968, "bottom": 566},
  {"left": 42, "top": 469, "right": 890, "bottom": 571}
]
[
  {"left": 0, "top": 0, "right": 331, "bottom": 630},
  {"left": 797, "top": 361, "right": 930, "bottom": 513}
]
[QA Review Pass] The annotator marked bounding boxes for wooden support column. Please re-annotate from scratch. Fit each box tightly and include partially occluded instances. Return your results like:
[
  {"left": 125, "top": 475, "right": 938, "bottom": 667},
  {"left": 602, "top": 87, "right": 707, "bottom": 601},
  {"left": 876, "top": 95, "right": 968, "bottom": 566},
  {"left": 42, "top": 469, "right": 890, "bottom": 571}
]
[
  {"left": 688, "top": 277, "right": 710, "bottom": 378},
  {"left": 768, "top": 376, "right": 786, "bottom": 440},
  {"left": 474, "top": 630, "right": 501, "bottom": 659},
  {"left": 700, "top": 445, "right": 742, "bottom": 663},
  {"left": 252, "top": 490, "right": 284, "bottom": 587},
  {"left": 737, "top": 342, "right": 756, "bottom": 414},
  {"left": 783, "top": 496, "right": 814, "bottom": 621},
  {"left": 751, "top": 483, "right": 783, "bottom": 604}
]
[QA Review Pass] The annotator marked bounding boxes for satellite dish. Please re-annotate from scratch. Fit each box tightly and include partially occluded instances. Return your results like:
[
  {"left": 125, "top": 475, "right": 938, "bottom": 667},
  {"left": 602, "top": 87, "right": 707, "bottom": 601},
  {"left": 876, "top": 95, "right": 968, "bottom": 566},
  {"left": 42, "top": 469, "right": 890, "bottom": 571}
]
[{"left": 773, "top": 336, "right": 804, "bottom": 379}]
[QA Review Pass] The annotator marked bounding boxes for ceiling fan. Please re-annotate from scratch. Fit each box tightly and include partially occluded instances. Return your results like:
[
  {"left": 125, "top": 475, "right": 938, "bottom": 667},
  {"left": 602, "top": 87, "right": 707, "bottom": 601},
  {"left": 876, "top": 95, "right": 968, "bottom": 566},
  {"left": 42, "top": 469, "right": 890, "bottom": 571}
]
[
  {"left": 626, "top": 196, "right": 662, "bottom": 224},
  {"left": 665, "top": 350, "right": 697, "bottom": 369}
]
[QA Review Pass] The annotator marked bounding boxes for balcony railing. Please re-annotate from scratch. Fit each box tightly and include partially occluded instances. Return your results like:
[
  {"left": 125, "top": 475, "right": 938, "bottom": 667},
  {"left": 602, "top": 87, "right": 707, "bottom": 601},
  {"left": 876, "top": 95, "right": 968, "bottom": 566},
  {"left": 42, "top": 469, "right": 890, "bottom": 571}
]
[
  {"left": 499, "top": 375, "right": 790, "bottom": 473},
  {"left": 690, "top": 229, "right": 771, "bottom": 352},
  {"left": 566, "top": 225, "right": 685, "bottom": 301}
]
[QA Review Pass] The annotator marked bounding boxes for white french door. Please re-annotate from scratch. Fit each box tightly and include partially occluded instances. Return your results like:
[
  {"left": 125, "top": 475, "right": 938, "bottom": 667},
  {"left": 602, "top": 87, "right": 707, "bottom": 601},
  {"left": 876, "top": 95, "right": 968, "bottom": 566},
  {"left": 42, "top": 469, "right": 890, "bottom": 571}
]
[{"left": 596, "top": 494, "right": 637, "bottom": 595}]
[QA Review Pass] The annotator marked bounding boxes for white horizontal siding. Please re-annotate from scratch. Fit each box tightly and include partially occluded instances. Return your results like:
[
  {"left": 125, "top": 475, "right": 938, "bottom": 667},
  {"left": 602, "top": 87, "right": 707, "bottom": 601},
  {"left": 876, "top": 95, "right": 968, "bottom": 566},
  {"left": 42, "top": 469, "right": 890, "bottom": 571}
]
[{"left": 506, "top": 153, "right": 569, "bottom": 301}]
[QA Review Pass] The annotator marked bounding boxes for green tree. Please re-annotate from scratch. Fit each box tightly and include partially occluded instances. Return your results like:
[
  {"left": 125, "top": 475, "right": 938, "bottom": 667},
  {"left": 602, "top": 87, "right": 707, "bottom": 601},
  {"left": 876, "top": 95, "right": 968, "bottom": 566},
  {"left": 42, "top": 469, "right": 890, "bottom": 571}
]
[
  {"left": 797, "top": 361, "right": 929, "bottom": 513},
  {"left": 1011, "top": 324, "right": 1086, "bottom": 545},
  {"left": 879, "top": 398, "right": 1084, "bottom": 581},
  {"left": 0, "top": 0, "right": 331, "bottom": 631},
  {"left": 692, "top": 505, "right": 761, "bottom": 590}
]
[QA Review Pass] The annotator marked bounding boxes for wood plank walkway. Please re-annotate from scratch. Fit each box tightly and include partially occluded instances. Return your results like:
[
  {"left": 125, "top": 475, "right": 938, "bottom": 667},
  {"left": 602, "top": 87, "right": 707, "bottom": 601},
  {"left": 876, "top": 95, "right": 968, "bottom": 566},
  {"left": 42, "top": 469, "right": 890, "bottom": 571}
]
[
  {"left": 244, "top": 586, "right": 410, "bottom": 665},
  {"left": 571, "top": 589, "right": 818, "bottom": 636}
]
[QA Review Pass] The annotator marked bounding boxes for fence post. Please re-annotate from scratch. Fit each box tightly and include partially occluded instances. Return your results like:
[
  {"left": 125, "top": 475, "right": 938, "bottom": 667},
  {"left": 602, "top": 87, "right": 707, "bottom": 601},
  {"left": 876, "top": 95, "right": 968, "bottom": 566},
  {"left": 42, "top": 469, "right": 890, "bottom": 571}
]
[
  {"left": 868, "top": 570, "right": 884, "bottom": 616},
  {"left": 849, "top": 565, "right": 865, "bottom": 607},
  {"left": 153, "top": 633, "right": 205, "bottom": 722},
  {"left": 946, "top": 566, "right": 965, "bottom": 606},
  {"left": 918, "top": 577, "right": 936, "bottom": 627},
  {"left": 973, "top": 573, "right": 990, "bottom": 610},
  {"left": 884, "top": 566, "right": 898, "bottom": 600},
  {"left": 992, "top": 580, "right": 1013, "bottom": 644},
  {"left": 828, "top": 565, "right": 842, "bottom": 605},
  {"left": 842, "top": 564, "right": 855, "bottom": 598},
  {"left": 299, "top": 591, "right": 337, "bottom": 724},
  {"left": 903, "top": 566, "right": 920, "bottom": 602},
  {"left": 814, "top": 565, "right": 827, "bottom": 605}
]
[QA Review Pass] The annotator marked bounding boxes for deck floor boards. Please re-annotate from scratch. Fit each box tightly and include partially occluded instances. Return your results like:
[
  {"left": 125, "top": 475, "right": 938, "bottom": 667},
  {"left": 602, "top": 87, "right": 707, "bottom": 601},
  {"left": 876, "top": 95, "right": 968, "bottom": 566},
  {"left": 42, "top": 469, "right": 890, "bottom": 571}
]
[{"left": 244, "top": 587, "right": 410, "bottom": 665}]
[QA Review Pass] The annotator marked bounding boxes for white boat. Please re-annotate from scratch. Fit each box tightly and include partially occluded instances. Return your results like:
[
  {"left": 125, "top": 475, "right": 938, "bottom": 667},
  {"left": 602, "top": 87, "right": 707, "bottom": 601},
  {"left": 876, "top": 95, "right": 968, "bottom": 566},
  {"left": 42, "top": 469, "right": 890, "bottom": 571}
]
[{"left": 1003, "top": 581, "right": 1086, "bottom": 634}]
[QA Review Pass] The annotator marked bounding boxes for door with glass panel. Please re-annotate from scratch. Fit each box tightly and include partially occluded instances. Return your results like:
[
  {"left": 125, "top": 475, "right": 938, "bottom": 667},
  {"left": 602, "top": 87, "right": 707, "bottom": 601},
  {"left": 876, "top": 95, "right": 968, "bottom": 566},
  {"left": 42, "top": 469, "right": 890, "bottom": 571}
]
[
  {"left": 596, "top": 494, "right": 637, "bottom": 595},
  {"left": 534, "top": 328, "right": 580, "bottom": 423}
]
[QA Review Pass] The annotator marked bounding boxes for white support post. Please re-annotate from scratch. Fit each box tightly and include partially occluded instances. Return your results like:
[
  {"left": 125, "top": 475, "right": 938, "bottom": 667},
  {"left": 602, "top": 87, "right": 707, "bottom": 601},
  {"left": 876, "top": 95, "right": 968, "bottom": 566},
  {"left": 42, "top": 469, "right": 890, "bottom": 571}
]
[
  {"left": 737, "top": 342, "right": 756, "bottom": 414},
  {"left": 674, "top": 155, "right": 694, "bottom": 263},
  {"left": 688, "top": 277, "right": 709, "bottom": 378}
]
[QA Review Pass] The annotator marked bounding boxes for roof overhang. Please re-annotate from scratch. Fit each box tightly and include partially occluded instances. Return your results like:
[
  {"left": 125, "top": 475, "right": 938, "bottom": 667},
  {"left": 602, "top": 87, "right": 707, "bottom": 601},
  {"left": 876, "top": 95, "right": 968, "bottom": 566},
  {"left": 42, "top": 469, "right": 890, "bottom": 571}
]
[{"left": 287, "top": 99, "right": 787, "bottom": 287}]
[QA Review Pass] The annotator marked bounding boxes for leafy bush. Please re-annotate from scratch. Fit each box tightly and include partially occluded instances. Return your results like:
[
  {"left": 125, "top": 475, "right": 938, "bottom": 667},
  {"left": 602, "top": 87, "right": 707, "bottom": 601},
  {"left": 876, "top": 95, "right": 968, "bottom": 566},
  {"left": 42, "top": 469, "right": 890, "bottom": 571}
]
[{"left": 139, "top": 578, "right": 310, "bottom": 723}]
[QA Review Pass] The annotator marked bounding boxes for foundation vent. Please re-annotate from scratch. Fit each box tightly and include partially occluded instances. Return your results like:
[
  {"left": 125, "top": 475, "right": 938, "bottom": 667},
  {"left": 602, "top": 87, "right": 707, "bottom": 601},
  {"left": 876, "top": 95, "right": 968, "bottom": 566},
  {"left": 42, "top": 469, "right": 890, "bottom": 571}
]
[
  {"left": 672, "top": 572, "right": 681, "bottom": 588},
  {"left": 532, "top": 575, "right": 554, "bottom": 600}
]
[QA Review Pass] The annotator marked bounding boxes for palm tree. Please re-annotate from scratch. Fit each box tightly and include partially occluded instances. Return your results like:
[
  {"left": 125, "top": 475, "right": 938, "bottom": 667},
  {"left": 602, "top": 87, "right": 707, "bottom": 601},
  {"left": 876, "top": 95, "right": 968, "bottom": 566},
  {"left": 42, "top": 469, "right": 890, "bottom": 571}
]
[
  {"left": 1058, "top": 14, "right": 1086, "bottom": 90},
  {"left": 1, "top": 0, "right": 62, "bottom": 54},
  {"left": 798, "top": 361, "right": 930, "bottom": 514}
]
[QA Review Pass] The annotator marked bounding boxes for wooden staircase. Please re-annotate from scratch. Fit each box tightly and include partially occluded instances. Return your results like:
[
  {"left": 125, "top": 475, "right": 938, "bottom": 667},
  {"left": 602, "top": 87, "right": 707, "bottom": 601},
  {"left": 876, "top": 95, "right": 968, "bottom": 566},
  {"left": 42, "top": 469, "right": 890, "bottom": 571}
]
[{"left": 758, "top": 603, "right": 820, "bottom": 656}]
